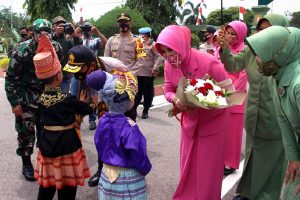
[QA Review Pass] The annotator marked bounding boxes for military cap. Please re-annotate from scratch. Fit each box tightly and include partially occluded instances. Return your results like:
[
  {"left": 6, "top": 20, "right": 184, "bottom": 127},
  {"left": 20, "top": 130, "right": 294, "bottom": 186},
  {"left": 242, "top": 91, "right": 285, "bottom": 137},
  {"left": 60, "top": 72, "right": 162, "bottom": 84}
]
[
  {"left": 52, "top": 16, "right": 67, "bottom": 25},
  {"left": 63, "top": 45, "right": 96, "bottom": 73},
  {"left": 117, "top": 13, "right": 131, "bottom": 22},
  {"left": 139, "top": 27, "right": 152, "bottom": 34}
]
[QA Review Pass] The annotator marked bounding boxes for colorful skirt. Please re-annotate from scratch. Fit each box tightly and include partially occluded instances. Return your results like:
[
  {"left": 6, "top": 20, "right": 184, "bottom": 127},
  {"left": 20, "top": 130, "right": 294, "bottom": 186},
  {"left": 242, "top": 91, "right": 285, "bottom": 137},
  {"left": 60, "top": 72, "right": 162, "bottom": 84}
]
[
  {"left": 34, "top": 148, "right": 90, "bottom": 189},
  {"left": 98, "top": 167, "right": 147, "bottom": 200}
]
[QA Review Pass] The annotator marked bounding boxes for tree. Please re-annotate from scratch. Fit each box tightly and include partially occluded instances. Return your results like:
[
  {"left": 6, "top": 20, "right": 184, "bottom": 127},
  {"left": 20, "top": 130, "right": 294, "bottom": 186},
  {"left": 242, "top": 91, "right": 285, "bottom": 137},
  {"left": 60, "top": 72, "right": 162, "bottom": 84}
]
[
  {"left": 181, "top": 1, "right": 200, "bottom": 25},
  {"left": 290, "top": 11, "right": 300, "bottom": 28},
  {"left": 0, "top": 7, "right": 30, "bottom": 42},
  {"left": 206, "top": 7, "right": 254, "bottom": 27},
  {"left": 125, "top": 0, "right": 180, "bottom": 36},
  {"left": 23, "top": 0, "right": 78, "bottom": 22},
  {"left": 181, "top": 1, "right": 207, "bottom": 25}
]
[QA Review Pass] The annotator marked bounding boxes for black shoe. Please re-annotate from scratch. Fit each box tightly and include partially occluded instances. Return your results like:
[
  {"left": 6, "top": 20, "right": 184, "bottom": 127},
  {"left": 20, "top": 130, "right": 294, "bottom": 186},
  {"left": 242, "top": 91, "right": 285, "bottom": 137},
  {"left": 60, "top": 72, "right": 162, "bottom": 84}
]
[
  {"left": 232, "top": 194, "right": 249, "bottom": 200},
  {"left": 224, "top": 167, "right": 235, "bottom": 175},
  {"left": 88, "top": 171, "right": 100, "bottom": 187},
  {"left": 142, "top": 112, "right": 148, "bottom": 119},
  {"left": 22, "top": 163, "right": 35, "bottom": 181},
  {"left": 89, "top": 121, "right": 96, "bottom": 130}
]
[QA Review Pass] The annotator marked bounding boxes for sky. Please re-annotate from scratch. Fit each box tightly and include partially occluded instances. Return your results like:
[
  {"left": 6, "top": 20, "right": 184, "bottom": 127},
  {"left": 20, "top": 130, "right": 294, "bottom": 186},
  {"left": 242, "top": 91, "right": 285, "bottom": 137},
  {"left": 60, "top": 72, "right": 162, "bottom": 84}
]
[{"left": 0, "top": 0, "right": 299, "bottom": 22}]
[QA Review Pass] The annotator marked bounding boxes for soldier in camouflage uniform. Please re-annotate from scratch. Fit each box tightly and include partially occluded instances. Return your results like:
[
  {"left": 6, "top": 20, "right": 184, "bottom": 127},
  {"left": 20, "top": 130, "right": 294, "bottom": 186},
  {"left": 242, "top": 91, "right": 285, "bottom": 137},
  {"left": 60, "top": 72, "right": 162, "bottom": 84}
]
[{"left": 4, "top": 19, "right": 63, "bottom": 181}]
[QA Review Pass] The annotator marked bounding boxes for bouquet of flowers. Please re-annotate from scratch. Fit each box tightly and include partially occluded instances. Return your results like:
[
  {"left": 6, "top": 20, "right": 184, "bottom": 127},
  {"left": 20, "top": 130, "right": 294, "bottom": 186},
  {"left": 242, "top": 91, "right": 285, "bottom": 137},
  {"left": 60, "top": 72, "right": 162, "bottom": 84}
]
[{"left": 168, "top": 75, "right": 246, "bottom": 117}]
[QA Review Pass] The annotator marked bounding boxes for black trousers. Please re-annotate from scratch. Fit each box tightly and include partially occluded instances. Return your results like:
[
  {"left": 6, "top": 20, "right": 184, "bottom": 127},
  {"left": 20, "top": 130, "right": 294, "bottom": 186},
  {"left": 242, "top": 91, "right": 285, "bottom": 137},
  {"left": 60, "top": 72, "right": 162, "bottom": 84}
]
[
  {"left": 37, "top": 186, "right": 77, "bottom": 200},
  {"left": 134, "top": 76, "right": 154, "bottom": 113}
]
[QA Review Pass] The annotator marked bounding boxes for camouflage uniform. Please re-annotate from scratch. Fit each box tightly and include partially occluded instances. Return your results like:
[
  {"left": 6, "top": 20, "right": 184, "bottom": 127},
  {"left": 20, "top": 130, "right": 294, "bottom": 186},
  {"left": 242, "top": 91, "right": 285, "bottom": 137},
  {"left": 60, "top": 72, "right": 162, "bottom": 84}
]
[{"left": 5, "top": 39, "right": 62, "bottom": 157}]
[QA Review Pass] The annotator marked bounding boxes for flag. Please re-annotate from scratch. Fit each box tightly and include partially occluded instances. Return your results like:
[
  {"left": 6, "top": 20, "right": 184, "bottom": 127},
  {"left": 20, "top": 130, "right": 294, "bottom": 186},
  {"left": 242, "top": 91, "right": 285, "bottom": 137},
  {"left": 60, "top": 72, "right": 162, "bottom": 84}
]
[
  {"left": 239, "top": 6, "right": 246, "bottom": 21},
  {"left": 196, "top": 0, "right": 205, "bottom": 25},
  {"left": 258, "top": 0, "right": 273, "bottom": 5}
]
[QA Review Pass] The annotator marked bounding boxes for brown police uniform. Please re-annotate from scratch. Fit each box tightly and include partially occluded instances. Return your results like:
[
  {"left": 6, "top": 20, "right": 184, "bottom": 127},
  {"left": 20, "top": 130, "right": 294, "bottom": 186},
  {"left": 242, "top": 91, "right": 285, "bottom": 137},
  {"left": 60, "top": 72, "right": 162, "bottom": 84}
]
[{"left": 104, "top": 33, "right": 143, "bottom": 75}]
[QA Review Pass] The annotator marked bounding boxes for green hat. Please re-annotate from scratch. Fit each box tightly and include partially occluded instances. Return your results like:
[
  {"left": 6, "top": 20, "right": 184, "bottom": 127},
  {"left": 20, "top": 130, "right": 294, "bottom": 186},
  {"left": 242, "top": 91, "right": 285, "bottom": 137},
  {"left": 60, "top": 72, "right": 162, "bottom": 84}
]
[{"left": 33, "top": 19, "right": 51, "bottom": 33}]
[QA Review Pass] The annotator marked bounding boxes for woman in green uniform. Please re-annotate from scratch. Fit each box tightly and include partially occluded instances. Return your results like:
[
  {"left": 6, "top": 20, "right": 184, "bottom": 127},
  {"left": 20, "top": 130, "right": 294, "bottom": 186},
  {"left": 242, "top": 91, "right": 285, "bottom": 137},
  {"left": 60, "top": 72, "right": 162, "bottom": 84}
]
[
  {"left": 247, "top": 25, "right": 300, "bottom": 200},
  {"left": 218, "top": 14, "right": 289, "bottom": 200}
]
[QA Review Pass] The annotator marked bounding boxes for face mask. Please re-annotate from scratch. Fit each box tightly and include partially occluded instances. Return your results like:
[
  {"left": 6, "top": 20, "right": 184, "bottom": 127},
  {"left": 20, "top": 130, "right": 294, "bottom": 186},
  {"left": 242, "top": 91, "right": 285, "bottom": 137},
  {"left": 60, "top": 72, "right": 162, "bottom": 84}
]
[
  {"left": 20, "top": 34, "right": 27, "bottom": 38},
  {"left": 74, "top": 72, "right": 87, "bottom": 80},
  {"left": 256, "top": 56, "right": 279, "bottom": 76},
  {"left": 203, "top": 34, "right": 211, "bottom": 42},
  {"left": 166, "top": 53, "right": 182, "bottom": 67},
  {"left": 119, "top": 23, "right": 130, "bottom": 32},
  {"left": 83, "top": 31, "right": 90, "bottom": 38}
]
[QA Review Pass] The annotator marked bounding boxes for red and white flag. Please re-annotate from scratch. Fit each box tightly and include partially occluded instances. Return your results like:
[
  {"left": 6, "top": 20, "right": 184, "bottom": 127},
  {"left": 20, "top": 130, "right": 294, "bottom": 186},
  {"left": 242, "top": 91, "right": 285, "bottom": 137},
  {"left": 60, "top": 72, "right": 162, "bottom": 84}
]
[
  {"left": 239, "top": 6, "right": 246, "bottom": 21},
  {"left": 196, "top": 0, "right": 205, "bottom": 25},
  {"left": 239, "top": 0, "right": 247, "bottom": 21}
]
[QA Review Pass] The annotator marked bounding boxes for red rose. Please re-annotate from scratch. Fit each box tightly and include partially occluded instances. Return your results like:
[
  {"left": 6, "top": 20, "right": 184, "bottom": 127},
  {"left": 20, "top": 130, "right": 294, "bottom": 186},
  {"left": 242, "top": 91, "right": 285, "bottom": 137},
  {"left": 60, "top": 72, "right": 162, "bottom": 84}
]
[
  {"left": 198, "top": 87, "right": 207, "bottom": 95},
  {"left": 214, "top": 91, "right": 225, "bottom": 97},
  {"left": 204, "top": 83, "right": 214, "bottom": 90},
  {"left": 190, "top": 79, "right": 198, "bottom": 86}
]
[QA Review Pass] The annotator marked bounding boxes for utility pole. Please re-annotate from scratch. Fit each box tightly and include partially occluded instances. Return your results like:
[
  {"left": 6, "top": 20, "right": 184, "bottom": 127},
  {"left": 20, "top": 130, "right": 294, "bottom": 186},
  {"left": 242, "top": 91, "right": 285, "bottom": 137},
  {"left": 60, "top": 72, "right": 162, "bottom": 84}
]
[
  {"left": 10, "top": 0, "right": 13, "bottom": 30},
  {"left": 221, "top": 0, "right": 224, "bottom": 25}
]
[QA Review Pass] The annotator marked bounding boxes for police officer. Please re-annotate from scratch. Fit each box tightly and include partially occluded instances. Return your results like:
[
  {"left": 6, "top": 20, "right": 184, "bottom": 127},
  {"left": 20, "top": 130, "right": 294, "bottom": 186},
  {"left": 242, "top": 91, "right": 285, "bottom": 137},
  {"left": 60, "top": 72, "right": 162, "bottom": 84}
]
[
  {"left": 51, "top": 16, "right": 83, "bottom": 93},
  {"left": 133, "top": 27, "right": 164, "bottom": 119},
  {"left": 5, "top": 19, "right": 63, "bottom": 181},
  {"left": 104, "top": 12, "right": 143, "bottom": 120},
  {"left": 104, "top": 12, "right": 143, "bottom": 75},
  {"left": 64, "top": 45, "right": 128, "bottom": 187},
  {"left": 70, "top": 20, "right": 107, "bottom": 130}
]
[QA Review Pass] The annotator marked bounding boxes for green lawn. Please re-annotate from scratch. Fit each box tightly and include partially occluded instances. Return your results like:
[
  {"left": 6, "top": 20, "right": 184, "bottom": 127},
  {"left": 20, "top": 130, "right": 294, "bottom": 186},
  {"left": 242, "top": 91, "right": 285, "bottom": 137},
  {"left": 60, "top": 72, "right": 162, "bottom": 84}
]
[{"left": 154, "top": 76, "right": 164, "bottom": 86}]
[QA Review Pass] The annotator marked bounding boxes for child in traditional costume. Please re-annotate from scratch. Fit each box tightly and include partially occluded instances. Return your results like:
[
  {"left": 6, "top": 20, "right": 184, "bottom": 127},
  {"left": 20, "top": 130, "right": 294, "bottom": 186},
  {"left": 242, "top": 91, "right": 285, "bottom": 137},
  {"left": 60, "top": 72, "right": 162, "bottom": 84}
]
[
  {"left": 86, "top": 70, "right": 152, "bottom": 200},
  {"left": 33, "top": 34, "right": 96, "bottom": 200}
]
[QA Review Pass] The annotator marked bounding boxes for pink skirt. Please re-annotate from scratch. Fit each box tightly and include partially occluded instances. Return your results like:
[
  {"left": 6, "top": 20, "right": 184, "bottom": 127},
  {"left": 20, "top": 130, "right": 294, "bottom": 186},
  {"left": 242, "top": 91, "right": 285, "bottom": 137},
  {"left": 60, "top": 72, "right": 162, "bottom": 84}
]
[{"left": 34, "top": 148, "right": 90, "bottom": 189}]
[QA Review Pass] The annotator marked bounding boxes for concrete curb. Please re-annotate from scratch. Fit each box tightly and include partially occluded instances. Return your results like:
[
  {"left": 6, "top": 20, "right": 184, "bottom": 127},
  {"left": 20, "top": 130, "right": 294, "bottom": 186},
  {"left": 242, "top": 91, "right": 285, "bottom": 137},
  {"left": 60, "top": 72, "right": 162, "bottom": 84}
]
[
  {"left": 154, "top": 84, "right": 164, "bottom": 96},
  {"left": 0, "top": 69, "right": 6, "bottom": 78}
]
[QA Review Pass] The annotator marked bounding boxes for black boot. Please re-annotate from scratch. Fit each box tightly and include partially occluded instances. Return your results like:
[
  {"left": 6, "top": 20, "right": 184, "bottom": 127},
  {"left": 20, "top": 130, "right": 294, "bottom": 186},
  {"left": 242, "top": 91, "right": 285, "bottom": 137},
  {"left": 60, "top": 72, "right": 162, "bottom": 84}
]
[
  {"left": 142, "top": 111, "right": 149, "bottom": 119},
  {"left": 88, "top": 159, "right": 103, "bottom": 187},
  {"left": 21, "top": 156, "right": 35, "bottom": 181}
]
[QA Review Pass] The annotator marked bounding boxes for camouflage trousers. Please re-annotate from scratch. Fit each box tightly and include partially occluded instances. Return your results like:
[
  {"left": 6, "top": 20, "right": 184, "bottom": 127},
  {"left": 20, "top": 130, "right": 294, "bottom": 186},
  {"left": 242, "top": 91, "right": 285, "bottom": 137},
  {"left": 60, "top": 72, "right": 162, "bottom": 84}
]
[{"left": 14, "top": 105, "right": 42, "bottom": 157}]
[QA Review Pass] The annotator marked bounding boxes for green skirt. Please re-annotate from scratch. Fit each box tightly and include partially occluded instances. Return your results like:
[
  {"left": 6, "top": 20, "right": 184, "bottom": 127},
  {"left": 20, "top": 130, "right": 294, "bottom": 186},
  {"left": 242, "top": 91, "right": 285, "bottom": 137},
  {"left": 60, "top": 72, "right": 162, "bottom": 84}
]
[{"left": 237, "top": 133, "right": 286, "bottom": 200}]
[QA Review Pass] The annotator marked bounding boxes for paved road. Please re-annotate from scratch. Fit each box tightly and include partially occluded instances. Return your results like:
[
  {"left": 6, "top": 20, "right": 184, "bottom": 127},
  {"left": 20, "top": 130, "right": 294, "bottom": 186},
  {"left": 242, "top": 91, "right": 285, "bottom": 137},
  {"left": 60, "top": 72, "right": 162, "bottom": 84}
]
[{"left": 0, "top": 78, "right": 243, "bottom": 200}]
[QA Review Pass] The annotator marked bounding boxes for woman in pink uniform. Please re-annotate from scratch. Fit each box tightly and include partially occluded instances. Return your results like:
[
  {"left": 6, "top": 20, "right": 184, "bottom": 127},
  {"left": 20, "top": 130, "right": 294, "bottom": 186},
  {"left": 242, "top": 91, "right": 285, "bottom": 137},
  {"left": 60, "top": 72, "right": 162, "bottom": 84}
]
[
  {"left": 221, "top": 21, "right": 248, "bottom": 175},
  {"left": 155, "top": 25, "right": 230, "bottom": 200}
]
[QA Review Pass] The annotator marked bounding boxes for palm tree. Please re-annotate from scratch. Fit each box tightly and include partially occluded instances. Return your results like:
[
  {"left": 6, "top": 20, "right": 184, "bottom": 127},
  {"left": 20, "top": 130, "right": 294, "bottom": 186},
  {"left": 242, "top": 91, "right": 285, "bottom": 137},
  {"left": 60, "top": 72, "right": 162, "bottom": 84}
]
[{"left": 181, "top": 1, "right": 206, "bottom": 25}]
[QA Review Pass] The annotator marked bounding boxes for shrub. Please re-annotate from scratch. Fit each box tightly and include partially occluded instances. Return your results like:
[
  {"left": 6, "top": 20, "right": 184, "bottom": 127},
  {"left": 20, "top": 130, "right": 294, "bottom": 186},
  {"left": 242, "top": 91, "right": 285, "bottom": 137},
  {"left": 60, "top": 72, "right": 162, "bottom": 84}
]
[
  {"left": 94, "top": 6, "right": 150, "bottom": 40},
  {"left": 191, "top": 33, "right": 200, "bottom": 49},
  {"left": 0, "top": 57, "right": 9, "bottom": 70}
]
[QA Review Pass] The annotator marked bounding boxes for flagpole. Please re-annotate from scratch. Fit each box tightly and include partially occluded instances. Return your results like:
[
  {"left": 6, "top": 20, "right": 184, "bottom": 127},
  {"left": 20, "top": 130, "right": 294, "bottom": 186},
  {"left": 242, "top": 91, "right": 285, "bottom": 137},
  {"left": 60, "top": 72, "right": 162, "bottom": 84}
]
[{"left": 221, "top": 0, "right": 224, "bottom": 25}]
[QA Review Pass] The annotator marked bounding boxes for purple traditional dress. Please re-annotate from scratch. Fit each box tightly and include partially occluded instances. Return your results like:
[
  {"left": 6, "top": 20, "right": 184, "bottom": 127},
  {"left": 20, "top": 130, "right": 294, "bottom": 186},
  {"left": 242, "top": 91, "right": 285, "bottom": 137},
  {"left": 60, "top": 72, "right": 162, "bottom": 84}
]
[{"left": 87, "top": 70, "right": 152, "bottom": 200}]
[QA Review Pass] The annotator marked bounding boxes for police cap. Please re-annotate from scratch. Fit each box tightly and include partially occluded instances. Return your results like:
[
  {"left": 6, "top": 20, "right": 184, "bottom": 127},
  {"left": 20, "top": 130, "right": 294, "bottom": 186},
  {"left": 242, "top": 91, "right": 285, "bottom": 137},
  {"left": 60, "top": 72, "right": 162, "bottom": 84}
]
[
  {"left": 201, "top": 25, "right": 217, "bottom": 34},
  {"left": 139, "top": 27, "right": 152, "bottom": 34},
  {"left": 117, "top": 13, "right": 131, "bottom": 22},
  {"left": 63, "top": 45, "right": 96, "bottom": 73}
]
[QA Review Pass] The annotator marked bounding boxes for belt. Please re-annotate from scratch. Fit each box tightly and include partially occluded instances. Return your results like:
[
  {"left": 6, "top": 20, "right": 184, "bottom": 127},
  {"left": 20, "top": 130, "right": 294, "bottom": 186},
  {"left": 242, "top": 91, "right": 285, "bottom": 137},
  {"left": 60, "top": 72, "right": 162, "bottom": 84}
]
[{"left": 44, "top": 123, "right": 75, "bottom": 131}]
